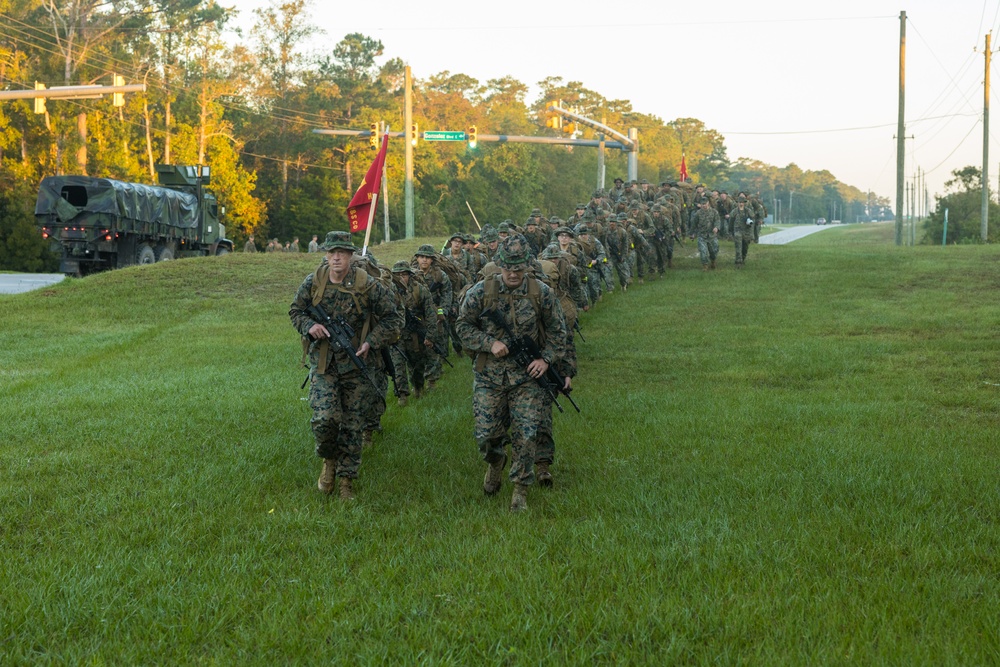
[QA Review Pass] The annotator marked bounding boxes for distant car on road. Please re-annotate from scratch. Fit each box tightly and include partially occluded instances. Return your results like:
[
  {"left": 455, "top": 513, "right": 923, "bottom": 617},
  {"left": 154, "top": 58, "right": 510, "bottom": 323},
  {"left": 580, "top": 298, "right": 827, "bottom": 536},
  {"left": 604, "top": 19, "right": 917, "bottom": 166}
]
[{"left": 816, "top": 217, "right": 827, "bottom": 225}]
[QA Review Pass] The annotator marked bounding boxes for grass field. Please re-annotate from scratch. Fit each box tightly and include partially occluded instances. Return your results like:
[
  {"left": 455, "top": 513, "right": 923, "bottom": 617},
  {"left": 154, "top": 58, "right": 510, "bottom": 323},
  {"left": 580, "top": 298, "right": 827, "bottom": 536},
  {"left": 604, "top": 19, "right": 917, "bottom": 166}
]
[{"left": 2, "top": 226, "right": 999, "bottom": 664}]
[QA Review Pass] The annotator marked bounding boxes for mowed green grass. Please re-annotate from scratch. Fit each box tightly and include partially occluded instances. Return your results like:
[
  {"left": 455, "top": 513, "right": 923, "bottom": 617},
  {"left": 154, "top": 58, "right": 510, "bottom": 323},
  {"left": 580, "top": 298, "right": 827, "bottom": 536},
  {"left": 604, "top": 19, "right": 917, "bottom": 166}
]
[{"left": 2, "top": 227, "right": 999, "bottom": 664}]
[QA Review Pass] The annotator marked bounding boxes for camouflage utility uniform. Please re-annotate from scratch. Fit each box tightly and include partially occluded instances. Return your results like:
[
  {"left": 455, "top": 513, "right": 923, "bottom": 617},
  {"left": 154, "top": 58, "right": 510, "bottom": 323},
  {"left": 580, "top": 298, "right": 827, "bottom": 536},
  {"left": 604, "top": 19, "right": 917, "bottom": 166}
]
[
  {"left": 289, "top": 232, "right": 403, "bottom": 493},
  {"left": 456, "top": 237, "right": 567, "bottom": 512}
]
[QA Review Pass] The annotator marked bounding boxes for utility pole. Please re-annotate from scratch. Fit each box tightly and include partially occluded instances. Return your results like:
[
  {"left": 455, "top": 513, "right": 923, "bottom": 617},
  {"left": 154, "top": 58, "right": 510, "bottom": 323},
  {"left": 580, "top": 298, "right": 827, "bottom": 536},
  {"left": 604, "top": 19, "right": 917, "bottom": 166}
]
[
  {"left": 896, "top": 10, "right": 906, "bottom": 246},
  {"left": 983, "top": 32, "right": 992, "bottom": 242},
  {"left": 627, "top": 128, "right": 639, "bottom": 181},
  {"left": 404, "top": 66, "right": 415, "bottom": 240},
  {"left": 597, "top": 133, "right": 606, "bottom": 190}
]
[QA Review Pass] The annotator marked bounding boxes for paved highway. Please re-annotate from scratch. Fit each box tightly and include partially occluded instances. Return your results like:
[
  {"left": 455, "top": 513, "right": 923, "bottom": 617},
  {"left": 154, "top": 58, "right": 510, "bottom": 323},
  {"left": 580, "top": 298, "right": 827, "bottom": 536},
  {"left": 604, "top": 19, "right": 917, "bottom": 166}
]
[{"left": 0, "top": 273, "right": 65, "bottom": 295}]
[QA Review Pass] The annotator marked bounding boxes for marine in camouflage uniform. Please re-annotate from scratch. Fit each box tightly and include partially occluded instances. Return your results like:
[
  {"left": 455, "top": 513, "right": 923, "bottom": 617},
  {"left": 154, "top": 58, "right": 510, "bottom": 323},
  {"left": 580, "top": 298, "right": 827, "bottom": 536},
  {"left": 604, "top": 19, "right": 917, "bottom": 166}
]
[
  {"left": 354, "top": 252, "right": 396, "bottom": 447},
  {"left": 533, "top": 242, "right": 586, "bottom": 485},
  {"left": 574, "top": 223, "right": 604, "bottom": 302},
  {"left": 456, "top": 236, "right": 568, "bottom": 512},
  {"left": 692, "top": 196, "right": 721, "bottom": 270},
  {"left": 412, "top": 244, "right": 452, "bottom": 388},
  {"left": 289, "top": 231, "right": 403, "bottom": 499},
  {"left": 648, "top": 204, "right": 672, "bottom": 273},
  {"left": 750, "top": 194, "right": 767, "bottom": 242},
  {"left": 730, "top": 195, "right": 755, "bottom": 267},
  {"left": 523, "top": 218, "right": 549, "bottom": 256},
  {"left": 388, "top": 261, "right": 436, "bottom": 405},
  {"left": 604, "top": 215, "right": 632, "bottom": 290}
]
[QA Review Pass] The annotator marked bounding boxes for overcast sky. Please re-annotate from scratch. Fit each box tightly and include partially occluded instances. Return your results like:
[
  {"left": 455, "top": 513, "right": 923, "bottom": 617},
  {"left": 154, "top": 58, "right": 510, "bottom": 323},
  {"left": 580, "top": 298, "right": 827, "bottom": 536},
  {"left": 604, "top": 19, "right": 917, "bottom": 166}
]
[{"left": 233, "top": 0, "right": 998, "bottom": 207}]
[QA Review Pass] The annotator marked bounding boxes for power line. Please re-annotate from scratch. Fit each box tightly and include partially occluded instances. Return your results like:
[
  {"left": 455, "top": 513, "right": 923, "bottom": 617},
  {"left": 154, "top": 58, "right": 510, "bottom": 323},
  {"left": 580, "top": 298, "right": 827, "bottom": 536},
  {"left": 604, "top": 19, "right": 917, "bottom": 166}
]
[
  {"left": 723, "top": 113, "right": 979, "bottom": 137},
  {"left": 923, "top": 118, "right": 982, "bottom": 175}
]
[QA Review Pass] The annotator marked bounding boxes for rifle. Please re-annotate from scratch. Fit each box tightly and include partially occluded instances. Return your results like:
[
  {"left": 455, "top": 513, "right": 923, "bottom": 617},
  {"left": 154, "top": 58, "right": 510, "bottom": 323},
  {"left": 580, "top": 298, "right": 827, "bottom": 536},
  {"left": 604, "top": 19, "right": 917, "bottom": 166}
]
[
  {"left": 481, "top": 308, "right": 580, "bottom": 414},
  {"left": 404, "top": 309, "right": 454, "bottom": 368},
  {"left": 305, "top": 304, "right": 379, "bottom": 390},
  {"left": 573, "top": 318, "right": 586, "bottom": 343}
]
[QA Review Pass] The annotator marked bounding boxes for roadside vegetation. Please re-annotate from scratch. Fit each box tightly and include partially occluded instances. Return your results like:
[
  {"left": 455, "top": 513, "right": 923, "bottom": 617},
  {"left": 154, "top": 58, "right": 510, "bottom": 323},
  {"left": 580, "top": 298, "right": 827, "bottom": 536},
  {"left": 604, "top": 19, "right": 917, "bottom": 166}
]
[{"left": 2, "top": 226, "right": 998, "bottom": 663}]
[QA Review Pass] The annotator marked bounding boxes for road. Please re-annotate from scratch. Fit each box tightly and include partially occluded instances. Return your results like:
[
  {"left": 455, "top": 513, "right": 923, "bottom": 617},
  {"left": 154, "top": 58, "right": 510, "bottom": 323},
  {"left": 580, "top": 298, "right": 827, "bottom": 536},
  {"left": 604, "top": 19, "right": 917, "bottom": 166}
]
[
  {"left": 759, "top": 225, "right": 838, "bottom": 245},
  {"left": 0, "top": 273, "right": 65, "bottom": 295}
]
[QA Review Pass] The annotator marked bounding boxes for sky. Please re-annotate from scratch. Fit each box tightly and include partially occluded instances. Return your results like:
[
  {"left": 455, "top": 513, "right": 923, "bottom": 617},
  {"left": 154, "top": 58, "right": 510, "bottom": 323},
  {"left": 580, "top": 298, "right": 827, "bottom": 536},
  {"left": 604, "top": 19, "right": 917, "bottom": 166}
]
[{"left": 232, "top": 0, "right": 1000, "bottom": 210}]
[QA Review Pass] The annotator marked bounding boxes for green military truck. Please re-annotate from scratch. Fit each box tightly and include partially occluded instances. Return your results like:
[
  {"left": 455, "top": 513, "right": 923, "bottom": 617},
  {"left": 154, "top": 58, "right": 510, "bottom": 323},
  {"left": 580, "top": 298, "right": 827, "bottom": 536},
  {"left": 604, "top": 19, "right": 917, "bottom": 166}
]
[{"left": 35, "top": 164, "right": 234, "bottom": 276}]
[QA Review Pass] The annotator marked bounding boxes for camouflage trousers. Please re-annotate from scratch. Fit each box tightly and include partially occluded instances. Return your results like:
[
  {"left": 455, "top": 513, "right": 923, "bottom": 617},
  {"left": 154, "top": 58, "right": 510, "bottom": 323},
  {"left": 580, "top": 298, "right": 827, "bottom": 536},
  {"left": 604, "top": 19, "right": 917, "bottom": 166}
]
[
  {"left": 733, "top": 228, "right": 751, "bottom": 265},
  {"left": 423, "top": 319, "right": 449, "bottom": 383},
  {"left": 627, "top": 249, "right": 638, "bottom": 279},
  {"left": 586, "top": 267, "right": 602, "bottom": 302},
  {"left": 650, "top": 237, "right": 669, "bottom": 273},
  {"left": 753, "top": 220, "right": 762, "bottom": 242},
  {"left": 390, "top": 338, "right": 429, "bottom": 396},
  {"left": 364, "top": 354, "right": 389, "bottom": 433},
  {"left": 308, "top": 370, "right": 367, "bottom": 478},
  {"left": 473, "top": 378, "right": 547, "bottom": 486},
  {"left": 611, "top": 256, "right": 631, "bottom": 288},
  {"left": 697, "top": 235, "right": 719, "bottom": 265},
  {"left": 599, "top": 259, "right": 615, "bottom": 292}
]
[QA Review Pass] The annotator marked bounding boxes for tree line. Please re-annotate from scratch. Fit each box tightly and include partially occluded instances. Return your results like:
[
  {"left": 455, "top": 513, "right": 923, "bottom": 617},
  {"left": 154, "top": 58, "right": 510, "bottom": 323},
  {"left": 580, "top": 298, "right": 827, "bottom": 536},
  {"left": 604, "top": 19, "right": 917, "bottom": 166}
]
[{"left": 0, "top": 0, "right": 891, "bottom": 271}]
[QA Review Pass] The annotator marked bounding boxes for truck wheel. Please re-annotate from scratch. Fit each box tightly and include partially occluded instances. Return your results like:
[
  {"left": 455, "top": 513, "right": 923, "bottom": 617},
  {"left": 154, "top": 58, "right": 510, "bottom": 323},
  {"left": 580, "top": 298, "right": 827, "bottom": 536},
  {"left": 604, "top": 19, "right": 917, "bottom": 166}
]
[
  {"left": 216, "top": 247, "right": 230, "bottom": 256},
  {"left": 155, "top": 246, "right": 175, "bottom": 262},
  {"left": 137, "top": 244, "right": 156, "bottom": 265}
]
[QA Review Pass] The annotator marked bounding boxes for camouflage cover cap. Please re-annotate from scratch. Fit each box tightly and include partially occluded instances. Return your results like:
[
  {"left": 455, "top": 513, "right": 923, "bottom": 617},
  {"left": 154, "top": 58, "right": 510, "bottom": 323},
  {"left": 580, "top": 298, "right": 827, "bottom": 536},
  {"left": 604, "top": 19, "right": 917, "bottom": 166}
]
[
  {"left": 494, "top": 236, "right": 530, "bottom": 269},
  {"left": 574, "top": 223, "right": 589, "bottom": 235},
  {"left": 616, "top": 212, "right": 629, "bottom": 221},
  {"left": 414, "top": 244, "right": 438, "bottom": 257},
  {"left": 461, "top": 233, "right": 474, "bottom": 242},
  {"left": 540, "top": 243, "right": 563, "bottom": 259},
  {"left": 737, "top": 194, "right": 748, "bottom": 202},
  {"left": 320, "top": 230, "right": 358, "bottom": 252},
  {"left": 391, "top": 260, "right": 414, "bottom": 274},
  {"left": 530, "top": 208, "right": 543, "bottom": 216},
  {"left": 554, "top": 225, "right": 577, "bottom": 238},
  {"left": 447, "top": 232, "right": 464, "bottom": 243},
  {"left": 497, "top": 221, "right": 513, "bottom": 232},
  {"left": 575, "top": 202, "right": 587, "bottom": 209},
  {"left": 548, "top": 215, "right": 562, "bottom": 224},
  {"left": 480, "top": 227, "right": 499, "bottom": 242},
  {"left": 591, "top": 189, "right": 603, "bottom": 198},
  {"left": 525, "top": 217, "right": 538, "bottom": 227},
  {"left": 614, "top": 177, "right": 624, "bottom": 184},
  {"left": 640, "top": 178, "right": 649, "bottom": 184},
  {"left": 697, "top": 196, "right": 710, "bottom": 205}
]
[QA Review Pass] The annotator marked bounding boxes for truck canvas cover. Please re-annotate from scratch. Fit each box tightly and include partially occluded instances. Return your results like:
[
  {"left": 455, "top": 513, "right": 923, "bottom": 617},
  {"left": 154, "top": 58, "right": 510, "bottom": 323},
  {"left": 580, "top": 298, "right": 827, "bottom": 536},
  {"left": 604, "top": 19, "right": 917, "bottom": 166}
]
[{"left": 35, "top": 175, "right": 198, "bottom": 229}]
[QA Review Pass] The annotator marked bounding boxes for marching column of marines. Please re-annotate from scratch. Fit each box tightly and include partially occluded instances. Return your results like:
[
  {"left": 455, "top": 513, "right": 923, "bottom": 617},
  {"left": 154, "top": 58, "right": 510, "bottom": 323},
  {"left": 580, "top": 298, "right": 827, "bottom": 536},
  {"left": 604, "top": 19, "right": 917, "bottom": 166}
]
[{"left": 290, "top": 178, "right": 768, "bottom": 511}]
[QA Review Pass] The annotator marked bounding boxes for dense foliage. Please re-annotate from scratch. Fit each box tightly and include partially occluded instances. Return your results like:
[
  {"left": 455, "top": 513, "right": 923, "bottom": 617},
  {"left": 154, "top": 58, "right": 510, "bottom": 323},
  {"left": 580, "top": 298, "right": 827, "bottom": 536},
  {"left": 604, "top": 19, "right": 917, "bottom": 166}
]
[
  {"left": 0, "top": 0, "right": 886, "bottom": 270},
  {"left": 921, "top": 166, "right": 1000, "bottom": 244}
]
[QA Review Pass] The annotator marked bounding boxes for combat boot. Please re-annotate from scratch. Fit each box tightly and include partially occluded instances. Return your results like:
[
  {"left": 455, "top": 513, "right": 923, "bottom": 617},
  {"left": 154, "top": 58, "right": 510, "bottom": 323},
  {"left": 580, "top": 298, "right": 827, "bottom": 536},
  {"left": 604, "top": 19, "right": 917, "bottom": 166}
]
[
  {"left": 702, "top": 264, "right": 709, "bottom": 272},
  {"left": 483, "top": 454, "right": 507, "bottom": 495},
  {"left": 510, "top": 484, "right": 528, "bottom": 512},
  {"left": 362, "top": 430, "right": 373, "bottom": 448},
  {"left": 318, "top": 459, "right": 336, "bottom": 495},
  {"left": 427, "top": 379, "right": 437, "bottom": 391},
  {"left": 397, "top": 394, "right": 408, "bottom": 408},
  {"left": 667, "top": 257, "right": 673, "bottom": 268},
  {"left": 536, "top": 462, "right": 553, "bottom": 488},
  {"left": 339, "top": 477, "right": 355, "bottom": 500},
  {"left": 710, "top": 259, "right": 716, "bottom": 269},
  {"left": 414, "top": 387, "right": 423, "bottom": 399}
]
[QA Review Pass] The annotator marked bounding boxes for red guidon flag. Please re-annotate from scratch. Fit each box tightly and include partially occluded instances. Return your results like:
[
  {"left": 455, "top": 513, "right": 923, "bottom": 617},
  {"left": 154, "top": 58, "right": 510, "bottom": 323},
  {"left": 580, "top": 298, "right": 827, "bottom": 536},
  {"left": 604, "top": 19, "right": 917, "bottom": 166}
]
[
  {"left": 679, "top": 153, "right": 688, "bottom": 182},
  {"left": 347, "top": 133, "right": 389, "bottom": 233}
]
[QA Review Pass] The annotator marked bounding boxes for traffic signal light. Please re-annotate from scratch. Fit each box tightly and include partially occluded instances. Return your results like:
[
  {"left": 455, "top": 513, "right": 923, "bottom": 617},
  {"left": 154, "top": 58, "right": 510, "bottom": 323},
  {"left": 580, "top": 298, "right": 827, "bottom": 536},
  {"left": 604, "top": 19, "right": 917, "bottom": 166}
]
[
  {"left": 33, "top": 81, "right": 46, "bottom": 114},
  {"left": 544, "top": 101, "right": 562, "bottom": 130},
  {"left": 113, "top": 74, "right": 125, "bottom": 107},
  {"left": 562, "top": 122, "right": 576, "bottom": 134},
  {"left": 467, "top": 125, "right": 477, "bottom": 149},
  {"left": 369, "top": 122, "right": 379, "bottom": 149},
  {"left": 410, "top": 123, "right": 419, "bottom": 147}
]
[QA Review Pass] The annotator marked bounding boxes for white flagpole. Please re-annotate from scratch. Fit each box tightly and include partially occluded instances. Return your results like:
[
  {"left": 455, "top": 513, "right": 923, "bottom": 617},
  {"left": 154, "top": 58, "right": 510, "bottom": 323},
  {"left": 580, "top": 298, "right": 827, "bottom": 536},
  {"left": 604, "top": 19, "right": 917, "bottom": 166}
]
[{"left": 361, "top": 126, "right": 389, "bottom": 256}]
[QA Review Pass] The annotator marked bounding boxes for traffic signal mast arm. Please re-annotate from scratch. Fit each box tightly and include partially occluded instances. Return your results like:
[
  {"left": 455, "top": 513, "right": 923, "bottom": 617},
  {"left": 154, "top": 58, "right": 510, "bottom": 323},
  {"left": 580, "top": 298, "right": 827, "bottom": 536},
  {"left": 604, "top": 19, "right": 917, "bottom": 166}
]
[
  {"left": 545, "top": 103, "right": 635, "bottom": 150},
  {"left": 312, "top": 127, "right": 626, "bottom": 149},
  {"left": 0, "top": 83, "right": 146, "bottom": 101}
]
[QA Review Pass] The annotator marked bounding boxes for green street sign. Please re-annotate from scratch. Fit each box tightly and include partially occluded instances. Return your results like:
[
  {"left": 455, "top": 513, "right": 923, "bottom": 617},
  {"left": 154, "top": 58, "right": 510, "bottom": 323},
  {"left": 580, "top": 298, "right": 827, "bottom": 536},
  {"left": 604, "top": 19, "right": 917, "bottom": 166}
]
[{"left": 423, "top": 130, "right": 466, "bottom": 142}]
